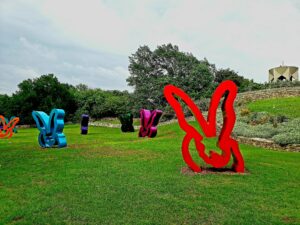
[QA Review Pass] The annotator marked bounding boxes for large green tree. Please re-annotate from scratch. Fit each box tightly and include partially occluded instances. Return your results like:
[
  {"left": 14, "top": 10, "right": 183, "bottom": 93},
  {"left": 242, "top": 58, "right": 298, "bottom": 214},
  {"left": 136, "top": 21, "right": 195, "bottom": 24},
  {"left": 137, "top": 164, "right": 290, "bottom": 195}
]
[
  {"left": 73, "top": 85, "right": 132, "bottom": 120},
  {"left": 0, "top": 94, "right": 11, "bottom": 116},
  {"left": 10, "top": 74, "right": 77, "bottom": 124},
  {"left": 127, "top": 44, "right": 215, "bottom": 111}
]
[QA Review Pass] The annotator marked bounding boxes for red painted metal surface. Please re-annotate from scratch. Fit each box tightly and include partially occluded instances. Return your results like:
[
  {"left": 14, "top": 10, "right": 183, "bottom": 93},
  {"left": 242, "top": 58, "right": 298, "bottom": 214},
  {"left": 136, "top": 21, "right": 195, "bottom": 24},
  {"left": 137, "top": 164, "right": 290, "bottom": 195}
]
[{"left": 164, "top": 80, "right": 245, "bottom": 173}]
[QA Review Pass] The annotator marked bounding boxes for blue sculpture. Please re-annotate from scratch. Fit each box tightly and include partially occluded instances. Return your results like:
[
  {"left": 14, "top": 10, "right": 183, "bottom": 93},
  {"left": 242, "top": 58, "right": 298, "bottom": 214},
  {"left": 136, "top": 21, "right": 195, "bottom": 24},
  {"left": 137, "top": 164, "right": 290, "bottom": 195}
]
[
  {"left": 32, "top": 109, "right": 67, "bottom": 148},
  {"left": 81, "top": 114, "right": 89, "bottom": 134}
]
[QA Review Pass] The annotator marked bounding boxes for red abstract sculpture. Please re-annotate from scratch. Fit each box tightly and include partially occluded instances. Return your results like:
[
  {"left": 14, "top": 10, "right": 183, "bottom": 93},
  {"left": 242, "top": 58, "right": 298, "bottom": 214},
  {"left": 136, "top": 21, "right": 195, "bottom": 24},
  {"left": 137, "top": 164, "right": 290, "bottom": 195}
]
[
  {"left": 0, "top": 115, "right": 20, "bottom": 139},
  {"left": 164, "top": 80, "right": 245, "bottom": 173}
]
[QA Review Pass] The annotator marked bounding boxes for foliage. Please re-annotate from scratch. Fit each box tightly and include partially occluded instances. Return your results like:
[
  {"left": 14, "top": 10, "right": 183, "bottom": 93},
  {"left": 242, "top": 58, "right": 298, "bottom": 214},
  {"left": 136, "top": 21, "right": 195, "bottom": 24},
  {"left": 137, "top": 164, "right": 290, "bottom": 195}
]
[
  {"left": 240, "top": 107, "right": 251, "bottom": 117},
  {"left": 5, "top": 74, "right": 77, "bottom": 124},
  {"left": 234, "top": 122, "right": 279, "bottom": 139},
  {"left": 0, "top": 94, "right": 11, "bottom": 116},
  {"left": 73, "top": 85, "right": 132, "bottom": 121},
  {"left": 214, "top": 68, "right": 263, "bottom": 92},
  {"left": 271, "top": 118, "right": 300, "bottom": 145},
  {"left": 261, "top": 80, "right": 300, "bottom": 89},
  {"left": 234, "top": 112, "right": 300, "bottom": 145},
  {"left": 127, "top": 44, "right": 215, "bottom": 112}
]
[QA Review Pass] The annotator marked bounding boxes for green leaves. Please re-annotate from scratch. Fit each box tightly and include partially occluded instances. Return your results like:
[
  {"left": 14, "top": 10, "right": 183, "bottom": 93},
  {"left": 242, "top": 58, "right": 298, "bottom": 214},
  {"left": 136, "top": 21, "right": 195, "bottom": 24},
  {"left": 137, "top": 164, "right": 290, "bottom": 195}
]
[{"left": 127, "top": 43, "right": 215, "bottom": 111}]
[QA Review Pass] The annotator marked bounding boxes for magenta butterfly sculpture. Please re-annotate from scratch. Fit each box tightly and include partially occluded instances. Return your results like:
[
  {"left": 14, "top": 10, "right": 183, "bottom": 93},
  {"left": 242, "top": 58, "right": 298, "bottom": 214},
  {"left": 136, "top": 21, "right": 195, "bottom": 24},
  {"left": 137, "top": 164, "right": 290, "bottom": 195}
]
[{"left": 139, "top": 109, "right": 162, "bottom": 138}]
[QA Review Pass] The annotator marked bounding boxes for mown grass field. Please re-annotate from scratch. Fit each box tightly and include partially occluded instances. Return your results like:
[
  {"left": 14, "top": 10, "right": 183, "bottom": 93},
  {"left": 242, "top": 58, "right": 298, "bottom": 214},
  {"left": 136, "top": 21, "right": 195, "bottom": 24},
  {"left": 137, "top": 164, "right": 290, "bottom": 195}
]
[
  {"left": 247, "top": 96, "right": 300, "bottom": 118},
  {"left": 1, "top": 122, "right": 299, "bottom": 224}
]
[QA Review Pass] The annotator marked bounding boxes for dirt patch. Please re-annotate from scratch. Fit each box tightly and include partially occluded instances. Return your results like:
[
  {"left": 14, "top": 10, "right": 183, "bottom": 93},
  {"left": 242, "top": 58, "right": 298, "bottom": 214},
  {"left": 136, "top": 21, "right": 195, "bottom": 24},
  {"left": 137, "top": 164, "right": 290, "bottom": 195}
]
[
  {"left": 282, "top": 216, "right": 299, "bottom": 224},
  {"left": 12, "top": 215, "right": 24, "bottom": 222},
  {"left": 181, "top": 166, "right": 250, "bottom": 176}
]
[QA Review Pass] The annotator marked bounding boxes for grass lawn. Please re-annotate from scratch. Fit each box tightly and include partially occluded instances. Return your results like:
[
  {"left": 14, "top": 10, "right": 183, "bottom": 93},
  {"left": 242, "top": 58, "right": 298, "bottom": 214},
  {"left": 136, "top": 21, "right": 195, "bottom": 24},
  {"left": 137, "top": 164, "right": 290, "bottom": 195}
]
[
  {"left": 247, "top": 96, "right": 300, "bottom": 118},
  {"left": 0, "top": 123, "right": 299, "bottom": 224},
  {"left": 96, "top": 118, "right": 140, "bottom": 126}
]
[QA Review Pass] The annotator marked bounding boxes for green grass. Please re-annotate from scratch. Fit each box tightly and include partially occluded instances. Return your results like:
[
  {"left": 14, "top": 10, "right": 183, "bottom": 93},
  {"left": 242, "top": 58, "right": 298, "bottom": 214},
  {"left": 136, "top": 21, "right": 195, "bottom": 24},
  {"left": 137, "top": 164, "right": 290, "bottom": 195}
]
[
  {"left": 247, "top": 96, "right": 300, "bottom": 118},
  {"left": 1, "top": 123, "right": 300, "bottom": 224}
]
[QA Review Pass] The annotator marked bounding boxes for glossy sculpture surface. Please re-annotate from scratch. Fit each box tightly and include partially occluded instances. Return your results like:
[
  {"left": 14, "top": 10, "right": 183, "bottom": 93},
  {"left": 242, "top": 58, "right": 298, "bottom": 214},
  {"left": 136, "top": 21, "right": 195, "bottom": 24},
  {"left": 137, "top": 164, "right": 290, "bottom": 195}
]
[
  {"left": 164, "top": 80, "right": 245, "bottom": 173},
  {"left": 32, "top": 109, "right": 67, "bottom": 148},
  {"left": 119, "top": 113, "right": 134, "bottom": 132},
  {"left": 81, "top": 114, "right": 89, "bottom": 135},
  {"left": 139, "top": 109, "right": 162, "bottom": 138},
  {"left": 5, "top": 116, "right": 18, "bottom": 133},
  {"left": 0, "top": 115, "right": 19, "bottom": 139}
]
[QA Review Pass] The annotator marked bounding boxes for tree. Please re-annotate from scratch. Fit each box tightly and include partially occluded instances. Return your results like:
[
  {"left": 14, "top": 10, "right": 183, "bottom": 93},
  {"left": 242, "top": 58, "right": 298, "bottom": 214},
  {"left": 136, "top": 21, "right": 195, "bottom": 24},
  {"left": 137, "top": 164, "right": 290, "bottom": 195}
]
[
  {"left": 0, "top": 94, "right": 11, "bottom": 116},
  {"left": 73, "top": 87, "right": 132, "bottom": 120},
  {"left": 10, "top": 74, "right": 77, "bottom": 124},
  {"left": 215, "top": 68, "right": 262, "bottom": 92},
  {"left": 127, "top": 44, "right": 214, "bottom": 111}
]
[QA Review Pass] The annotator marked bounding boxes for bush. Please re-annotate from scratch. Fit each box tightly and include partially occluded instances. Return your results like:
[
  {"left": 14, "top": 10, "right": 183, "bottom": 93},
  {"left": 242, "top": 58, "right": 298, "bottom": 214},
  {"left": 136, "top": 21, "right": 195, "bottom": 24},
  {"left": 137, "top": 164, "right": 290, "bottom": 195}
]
[
  {"left": 240, "top": 108, "right": 250, "bottom": 117},
  {"left": 249, "top": 112, "right": 270, "bottom": 125},
  {"left": 196, "top": 98, "right": 210, "bottom": 112},
  {"left": 233, "top": 118, "right": 300, "bottom": 145},
  {"left": 160, "top": 105, "right": 175, "bottom": 122},
  {"left": 234, "top": 122, "right": 279, "bottom": 139},
  {"left": 272, "top": 132, "right": 300, "bottom": 145}
]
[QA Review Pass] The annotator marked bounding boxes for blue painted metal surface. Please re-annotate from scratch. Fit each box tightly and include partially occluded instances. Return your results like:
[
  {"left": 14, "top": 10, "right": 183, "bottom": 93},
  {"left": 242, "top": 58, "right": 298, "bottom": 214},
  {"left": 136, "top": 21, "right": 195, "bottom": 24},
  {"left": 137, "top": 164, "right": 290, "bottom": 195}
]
[{"left": 32, "top": 109, "right": 67, "bottom": 148}]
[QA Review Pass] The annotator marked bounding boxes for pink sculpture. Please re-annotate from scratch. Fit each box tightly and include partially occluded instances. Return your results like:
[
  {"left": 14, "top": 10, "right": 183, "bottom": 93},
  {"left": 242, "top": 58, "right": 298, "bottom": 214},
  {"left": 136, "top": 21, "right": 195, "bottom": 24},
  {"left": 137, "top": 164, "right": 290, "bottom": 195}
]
[{"left": 139, "top": 109, "right": 162, "bottom": 138}]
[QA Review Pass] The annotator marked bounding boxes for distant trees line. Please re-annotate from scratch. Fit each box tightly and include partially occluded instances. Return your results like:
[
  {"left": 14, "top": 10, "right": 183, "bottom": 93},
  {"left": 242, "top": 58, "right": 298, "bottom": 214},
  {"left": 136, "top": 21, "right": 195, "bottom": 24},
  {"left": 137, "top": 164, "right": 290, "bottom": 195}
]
[{"left": 1, "top": 43, "right": 298, "bottom": 124}]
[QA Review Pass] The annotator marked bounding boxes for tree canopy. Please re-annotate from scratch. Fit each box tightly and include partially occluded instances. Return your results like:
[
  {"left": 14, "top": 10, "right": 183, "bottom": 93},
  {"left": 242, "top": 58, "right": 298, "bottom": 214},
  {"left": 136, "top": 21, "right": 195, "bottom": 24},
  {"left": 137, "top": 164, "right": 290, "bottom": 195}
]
[{"left": 127, "top": 44, "right": 215, "bottom": 111}]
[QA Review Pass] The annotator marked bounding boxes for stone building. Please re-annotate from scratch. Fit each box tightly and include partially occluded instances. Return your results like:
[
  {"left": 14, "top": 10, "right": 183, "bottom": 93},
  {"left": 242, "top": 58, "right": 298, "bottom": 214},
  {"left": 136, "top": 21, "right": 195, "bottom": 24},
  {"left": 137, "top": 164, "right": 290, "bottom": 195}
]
[{"left": 268, "top": 65, "right": 298, "bottom": 82}]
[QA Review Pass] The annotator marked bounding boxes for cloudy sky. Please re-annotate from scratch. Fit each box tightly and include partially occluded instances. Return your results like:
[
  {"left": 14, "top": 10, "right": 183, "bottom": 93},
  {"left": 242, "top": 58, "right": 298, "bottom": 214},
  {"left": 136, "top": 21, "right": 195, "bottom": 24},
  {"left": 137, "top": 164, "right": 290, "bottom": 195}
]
[{"left": 1, "top": 0, "right": 299, "bottom": 95}]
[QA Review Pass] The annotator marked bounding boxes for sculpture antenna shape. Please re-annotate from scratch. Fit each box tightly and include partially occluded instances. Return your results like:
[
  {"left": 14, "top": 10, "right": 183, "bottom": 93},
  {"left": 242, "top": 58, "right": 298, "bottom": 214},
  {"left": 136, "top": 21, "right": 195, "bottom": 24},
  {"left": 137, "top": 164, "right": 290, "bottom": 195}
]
[
  {"left": 0, "top": 115, "right": 19, "bottom": 139},
  {"left": 164, "top": 80, "right": 245, "bottom": 173}
]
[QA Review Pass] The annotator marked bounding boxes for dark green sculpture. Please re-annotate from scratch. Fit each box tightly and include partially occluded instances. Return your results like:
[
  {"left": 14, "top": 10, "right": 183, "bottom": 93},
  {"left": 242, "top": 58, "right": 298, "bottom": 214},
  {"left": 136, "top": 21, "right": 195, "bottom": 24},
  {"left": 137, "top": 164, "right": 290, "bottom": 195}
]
[{"left": 119, "top": 113, "right": 134, "bottom": 132}]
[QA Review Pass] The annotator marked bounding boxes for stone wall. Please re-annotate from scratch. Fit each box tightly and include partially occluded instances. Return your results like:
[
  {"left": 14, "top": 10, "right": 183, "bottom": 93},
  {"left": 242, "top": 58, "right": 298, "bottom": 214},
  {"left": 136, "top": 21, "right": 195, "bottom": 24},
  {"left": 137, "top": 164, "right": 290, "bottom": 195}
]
[{"left": 236, "top": 86, "right": 300, "bottom": 103}]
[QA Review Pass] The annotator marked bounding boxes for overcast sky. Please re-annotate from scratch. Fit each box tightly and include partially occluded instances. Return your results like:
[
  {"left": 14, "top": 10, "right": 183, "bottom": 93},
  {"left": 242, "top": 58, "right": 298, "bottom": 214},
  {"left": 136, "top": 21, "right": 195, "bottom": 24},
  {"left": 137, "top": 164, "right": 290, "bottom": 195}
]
[{"left": 1, "top": 0, "right": 299, "bottom": 95}]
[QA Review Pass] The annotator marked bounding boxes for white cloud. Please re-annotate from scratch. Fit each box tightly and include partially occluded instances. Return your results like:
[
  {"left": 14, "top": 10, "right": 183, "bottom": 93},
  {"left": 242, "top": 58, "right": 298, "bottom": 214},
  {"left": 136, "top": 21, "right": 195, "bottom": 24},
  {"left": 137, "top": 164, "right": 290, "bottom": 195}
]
[{"left": 0, "top": 0, "right": 299, "bottom": 94}]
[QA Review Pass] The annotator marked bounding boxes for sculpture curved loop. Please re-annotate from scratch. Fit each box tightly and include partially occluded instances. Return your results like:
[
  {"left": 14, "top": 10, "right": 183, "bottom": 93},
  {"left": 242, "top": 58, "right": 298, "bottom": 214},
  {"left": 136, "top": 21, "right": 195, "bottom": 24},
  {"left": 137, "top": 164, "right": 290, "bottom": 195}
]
[
  {"left": 163, "top": 80, "right": 245, "bottom": 173},
  {"left": 139, "top": 109, "right": 162, "bottom": 138},
  {"left": 0, "top": 115, "right": 20, "bottom": 139},
  {"left": 32, "top": 109, "right": 67, "bottom": 148}
]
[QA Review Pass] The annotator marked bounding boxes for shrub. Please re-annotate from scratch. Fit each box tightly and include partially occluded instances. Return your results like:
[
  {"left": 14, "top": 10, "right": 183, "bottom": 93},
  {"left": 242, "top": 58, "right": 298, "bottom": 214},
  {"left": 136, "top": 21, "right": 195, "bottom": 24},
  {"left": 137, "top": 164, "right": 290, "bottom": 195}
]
[
  {"left": 249, "top": 112, "right": 271, "bottom": 125},
  {"left": 240, "top": 108, "right": 250, "bottom": 117},
  {"left": 234, "top": 122, "right": 279, "bottom": 139},
  {"left": 161, "top": 105, "right": 175, "bottom": 122},
  {"left": 196, "top": 98, "right": 211, "bottom": 112},
  {"left": 272, "top": 132, "right": 300, "bottom": 145}
]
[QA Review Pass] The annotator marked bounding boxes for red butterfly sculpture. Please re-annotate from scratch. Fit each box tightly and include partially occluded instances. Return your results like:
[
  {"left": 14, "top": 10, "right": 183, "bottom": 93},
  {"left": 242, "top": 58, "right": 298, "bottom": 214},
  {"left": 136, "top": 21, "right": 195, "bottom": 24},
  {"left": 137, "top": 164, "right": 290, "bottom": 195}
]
[
  {"left": 0, "top": 115, "right": 20, "bottom": 139},
  {"left": 164, "top": 80, "right": 244, "bottom": 173}
]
